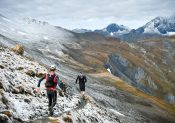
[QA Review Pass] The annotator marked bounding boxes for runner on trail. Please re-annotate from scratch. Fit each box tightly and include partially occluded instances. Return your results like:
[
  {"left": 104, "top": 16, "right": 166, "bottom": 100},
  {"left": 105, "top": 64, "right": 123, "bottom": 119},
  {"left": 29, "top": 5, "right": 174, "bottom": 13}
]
[
  {"left": 35, "top": 65, "right": 62, "bottom": 116},
  {"left": 76, "top": 72, "right": 87, "bottom": 96}
]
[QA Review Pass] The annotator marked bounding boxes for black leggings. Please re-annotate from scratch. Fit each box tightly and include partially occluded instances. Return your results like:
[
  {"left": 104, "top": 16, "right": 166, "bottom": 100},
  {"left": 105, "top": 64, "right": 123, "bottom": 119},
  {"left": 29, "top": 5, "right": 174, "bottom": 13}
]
[
  {"left": 79, "top": 85, "right": 85, "bottom": 91},
  {"left": 47, "top": 90, "right": 57, "bottom": 109}
]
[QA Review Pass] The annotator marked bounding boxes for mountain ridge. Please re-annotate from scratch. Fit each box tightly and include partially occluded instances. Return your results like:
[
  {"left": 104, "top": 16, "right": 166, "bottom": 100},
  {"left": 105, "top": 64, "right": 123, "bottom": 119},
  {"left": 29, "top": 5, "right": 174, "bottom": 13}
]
[{"left": 72, "top": 15, "right": 175, "bottom": 41}]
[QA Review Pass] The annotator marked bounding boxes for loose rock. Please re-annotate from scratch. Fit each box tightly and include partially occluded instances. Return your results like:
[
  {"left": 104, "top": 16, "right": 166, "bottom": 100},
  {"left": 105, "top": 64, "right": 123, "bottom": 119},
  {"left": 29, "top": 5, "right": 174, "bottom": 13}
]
[
  {"left": 1, "top": 110, "right": 13, "bottom": 117},
  {"left": 11, "top": 44, "right": 24, "bottom": 55},
  {"left": 0, "top": 114, "right": 8, "bottom": 121}
]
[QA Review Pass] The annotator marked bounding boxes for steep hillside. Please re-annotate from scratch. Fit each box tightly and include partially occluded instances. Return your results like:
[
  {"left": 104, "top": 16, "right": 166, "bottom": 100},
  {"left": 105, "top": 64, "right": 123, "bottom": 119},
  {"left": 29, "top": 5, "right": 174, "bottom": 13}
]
[
  {"left": 63, "top": 35, "right": 175, "bottom": 104},
  {"left": 0, "top": 46, "right": 124, "bottom": 123}
]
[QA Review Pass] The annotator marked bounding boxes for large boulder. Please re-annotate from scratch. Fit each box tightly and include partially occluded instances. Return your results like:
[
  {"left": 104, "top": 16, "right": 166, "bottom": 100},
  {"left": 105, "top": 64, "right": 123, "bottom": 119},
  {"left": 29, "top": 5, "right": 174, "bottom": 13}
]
[
  {"left": 25, "top": 70, "right": 35, "bottom": 77},
  {"left": 11, "top": 44, "right": 24, "bottom": 55},
  {"left": 62, "top": 114, "right": 73, "bottom": 123}
]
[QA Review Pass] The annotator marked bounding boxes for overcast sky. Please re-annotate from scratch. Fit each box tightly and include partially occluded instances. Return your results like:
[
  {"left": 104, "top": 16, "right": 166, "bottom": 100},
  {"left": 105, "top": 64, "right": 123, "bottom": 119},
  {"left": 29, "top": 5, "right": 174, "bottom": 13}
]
[{"left": 0, "top": 0, "right": 175, "bottom": 30}]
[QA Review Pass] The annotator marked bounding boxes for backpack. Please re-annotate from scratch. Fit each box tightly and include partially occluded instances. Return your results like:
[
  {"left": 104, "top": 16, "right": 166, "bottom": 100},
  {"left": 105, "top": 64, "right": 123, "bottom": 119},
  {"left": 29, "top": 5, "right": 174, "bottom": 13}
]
[{"left": 45, "top": 73, "right": 57, "bottom": 88}]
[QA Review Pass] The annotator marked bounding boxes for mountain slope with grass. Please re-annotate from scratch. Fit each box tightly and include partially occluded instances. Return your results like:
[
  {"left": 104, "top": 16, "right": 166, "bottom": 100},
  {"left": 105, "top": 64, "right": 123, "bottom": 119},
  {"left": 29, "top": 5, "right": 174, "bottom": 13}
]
[{"left": 64, "top": 35, "right": 175, "bottom": 104}]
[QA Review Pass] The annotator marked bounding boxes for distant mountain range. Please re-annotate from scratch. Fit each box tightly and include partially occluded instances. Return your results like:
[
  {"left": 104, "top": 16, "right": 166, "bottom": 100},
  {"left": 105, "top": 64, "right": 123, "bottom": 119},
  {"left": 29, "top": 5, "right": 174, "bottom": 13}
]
[
  {"left": 72, "top": 15, "right": 175, "bottom": 41},
  {"left": 72, "top": 23, "right": 131, "bottom": 37}
]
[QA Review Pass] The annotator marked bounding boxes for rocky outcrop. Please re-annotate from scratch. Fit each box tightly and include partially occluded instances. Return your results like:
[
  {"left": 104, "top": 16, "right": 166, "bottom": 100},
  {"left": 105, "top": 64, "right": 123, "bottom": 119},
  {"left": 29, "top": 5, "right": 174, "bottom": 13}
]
[
  {"left": 0, "top": 114, "right": 9, "bottom": 122},
  {"left": 105, "top": 53, "right": 158, "bottom": 94},
  {"left": 165, "top": 93, "right": 175, "bottom": 104},
  {"left": 11, "top": 44, "right": 24, "bottom": 55},
  {"left": 25, "top": 70, "right": 36, "bottom": 77}
]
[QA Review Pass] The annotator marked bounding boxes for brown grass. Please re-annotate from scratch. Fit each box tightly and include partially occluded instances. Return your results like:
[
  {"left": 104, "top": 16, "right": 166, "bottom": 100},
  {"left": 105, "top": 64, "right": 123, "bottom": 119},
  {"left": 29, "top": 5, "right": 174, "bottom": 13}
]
[{"left": 90, "top": 72, "right": 175, "bottom": 115}]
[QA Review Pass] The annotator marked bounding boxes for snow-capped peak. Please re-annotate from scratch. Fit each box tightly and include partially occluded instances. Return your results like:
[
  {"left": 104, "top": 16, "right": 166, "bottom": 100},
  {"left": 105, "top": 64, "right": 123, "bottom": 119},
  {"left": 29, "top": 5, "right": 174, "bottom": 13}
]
[
  {"left": 93, "top": 23, "right": 131, "bottom": 37},
  {"left": 141, "top": 15, "right": 175, "bottom": 34},
  {"left": 106, "top": 23, "right": 130, "bottom": 33}
]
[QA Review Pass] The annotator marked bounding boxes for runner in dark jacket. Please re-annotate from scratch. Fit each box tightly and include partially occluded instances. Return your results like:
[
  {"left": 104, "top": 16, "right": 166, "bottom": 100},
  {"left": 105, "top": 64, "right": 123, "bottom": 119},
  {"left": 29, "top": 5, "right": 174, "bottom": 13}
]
[
  {"left": 76, "top": 72, "right": 87, "bottom": 96},
  {"left": 36, "top": 65, "right": 61, "bottom": 116}
]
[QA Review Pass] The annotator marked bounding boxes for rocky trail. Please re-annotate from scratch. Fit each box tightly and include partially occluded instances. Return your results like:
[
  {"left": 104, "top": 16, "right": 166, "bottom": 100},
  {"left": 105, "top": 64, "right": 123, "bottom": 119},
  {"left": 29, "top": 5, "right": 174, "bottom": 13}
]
[
  {"left": 0, "top": 46, "right": 122, "bottom": 123},
  {"left": 33, "top": 95, "right": 120, "bottom": 123}
]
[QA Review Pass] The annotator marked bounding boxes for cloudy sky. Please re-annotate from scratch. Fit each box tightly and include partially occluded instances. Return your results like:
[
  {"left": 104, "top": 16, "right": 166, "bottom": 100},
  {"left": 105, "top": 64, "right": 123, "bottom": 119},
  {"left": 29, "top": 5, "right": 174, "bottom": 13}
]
[{"left": 0, "top": 0, "right": 175, "bottom": 30}]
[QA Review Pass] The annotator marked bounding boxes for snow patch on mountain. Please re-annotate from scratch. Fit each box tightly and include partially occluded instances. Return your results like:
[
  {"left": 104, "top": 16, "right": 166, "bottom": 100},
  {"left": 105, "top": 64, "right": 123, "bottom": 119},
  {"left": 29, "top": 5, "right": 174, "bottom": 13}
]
[
  {"left": 72, "top": 29, "right": 92, "bottom": 33},
  {"left": 143, "top": 21, "right": 161, "bottom": 34},
  {"left": 142, "top": 15, "right": 175, "bottom": 34},
  {"left": 167, "top": 32, "right": 175, "bottom": 36}
]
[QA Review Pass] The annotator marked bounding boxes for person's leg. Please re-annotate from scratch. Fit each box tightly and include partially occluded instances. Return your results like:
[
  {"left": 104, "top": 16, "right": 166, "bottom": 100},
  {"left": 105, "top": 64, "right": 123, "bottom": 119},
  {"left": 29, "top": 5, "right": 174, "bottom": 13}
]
[
  {"left": 49, "top": 91, "right": 55, "bottom": 116},
  {"left": 79, "top": 85, "right": 82, "bottom": 95},
  {"left": 47, "top": 90, "right": 53, "bottom": 113},
  {"left": 81, "top": 85, "right": 85, "bottom": 97},
  {"left": 52, "top": 90, "right": 57, "bottom": 107},
  {"left": 80, "top": 85, "right": 85, "bottom": 96}
]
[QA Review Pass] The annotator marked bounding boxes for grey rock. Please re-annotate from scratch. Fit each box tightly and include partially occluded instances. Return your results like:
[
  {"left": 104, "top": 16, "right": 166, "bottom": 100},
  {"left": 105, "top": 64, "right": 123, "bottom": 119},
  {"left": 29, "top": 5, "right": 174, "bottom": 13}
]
[
  {"left": 16, "top": 85, "right": 25, "bottom": 94},
  {"left": 0, "top": 65, "right": 4, "bottom": 69},
  {"left": 24, "top": 98, "right": 31, "bottom": 103},
  {"left": 1, "top": 110, "right": 13, "bottom": 117},
  {"left": 12, "top": 88, "right": 20, "bottom": 94},
  {"left": 165, "top": 93, "right": 175, "bottom": 104},
  {"left": 0, "top": 114, "right": 8, "bottom": 121}
]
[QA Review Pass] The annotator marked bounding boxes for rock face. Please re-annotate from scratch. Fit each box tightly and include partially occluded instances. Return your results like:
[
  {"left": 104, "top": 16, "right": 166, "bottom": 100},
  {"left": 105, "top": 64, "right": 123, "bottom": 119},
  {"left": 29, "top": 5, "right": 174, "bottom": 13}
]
[{"left": 105, "top": 53, "right": 157, "bottom": 94}]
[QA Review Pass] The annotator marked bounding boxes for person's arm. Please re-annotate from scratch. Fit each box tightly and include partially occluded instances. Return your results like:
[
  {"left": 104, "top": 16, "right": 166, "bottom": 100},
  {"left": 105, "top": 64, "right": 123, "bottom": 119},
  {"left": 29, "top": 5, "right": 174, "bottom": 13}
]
[
  {"left": 76, "top": 76, "right": 79, "bottom": 84},
  {"left": 56, "top": 76, "right": 62, "bottom": 90},
  {"left": 84, "top": 76, "right": 87, "bottom": 83},
  {"left": 37, "top": 74, "right": 46, "bottom": 87},
  {"left": 56, "top": 76, "right": 61, "bottom": 85}
]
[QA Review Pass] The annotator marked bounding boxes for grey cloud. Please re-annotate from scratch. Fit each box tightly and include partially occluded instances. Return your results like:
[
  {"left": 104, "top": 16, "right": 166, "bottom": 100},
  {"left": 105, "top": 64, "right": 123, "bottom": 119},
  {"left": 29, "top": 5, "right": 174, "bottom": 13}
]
[{"left": 0, "top": 0, "right": 175, "bottom": 29}]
